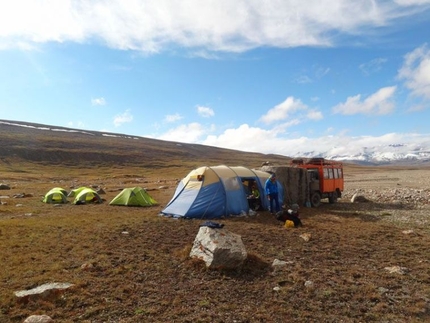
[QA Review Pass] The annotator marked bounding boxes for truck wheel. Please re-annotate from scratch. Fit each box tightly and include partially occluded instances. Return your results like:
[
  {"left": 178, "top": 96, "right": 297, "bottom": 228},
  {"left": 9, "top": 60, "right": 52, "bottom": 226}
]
[
  {"left": 310, "top": 192, "right": 321, "bottom": 207},
  {"left": 329, "top": 191, "right": 338, "bottom": 204}
]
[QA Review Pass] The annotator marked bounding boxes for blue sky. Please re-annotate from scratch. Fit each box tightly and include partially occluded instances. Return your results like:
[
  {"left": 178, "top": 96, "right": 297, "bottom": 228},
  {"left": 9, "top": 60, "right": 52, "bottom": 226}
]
[{"left": 1, "top": 0, "right": 430, "bottom": 157}]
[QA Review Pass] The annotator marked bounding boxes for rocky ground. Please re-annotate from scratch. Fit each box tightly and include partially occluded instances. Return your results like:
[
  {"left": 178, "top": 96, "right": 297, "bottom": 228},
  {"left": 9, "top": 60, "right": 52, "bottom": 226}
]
[
  {"left": 0, "top": 166, "right": 429, "bottom": 322},
  {"left": 342, "top": 167, "right": 430, "bottom": 231}
]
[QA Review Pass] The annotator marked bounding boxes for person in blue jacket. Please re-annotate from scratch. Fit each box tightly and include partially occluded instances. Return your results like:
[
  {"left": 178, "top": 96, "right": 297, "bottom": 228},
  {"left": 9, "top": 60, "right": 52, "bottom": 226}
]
[{"left": 265, "top": 173, "right": 280, "bottom": 214}]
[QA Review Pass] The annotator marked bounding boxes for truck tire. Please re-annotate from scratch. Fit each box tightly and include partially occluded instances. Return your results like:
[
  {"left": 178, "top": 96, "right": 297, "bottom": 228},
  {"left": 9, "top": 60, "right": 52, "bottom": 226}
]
[
  {"left": 310, "top": 192, "right": 321, "bottom": 207},
  {"left": 329, "top": 191, "right": 338, "bottom": 204}
]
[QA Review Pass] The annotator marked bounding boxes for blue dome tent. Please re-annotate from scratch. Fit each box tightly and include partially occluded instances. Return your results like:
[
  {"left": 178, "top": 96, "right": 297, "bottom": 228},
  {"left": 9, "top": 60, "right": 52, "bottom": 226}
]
[{"left": 161, "top": 165, "right": 283, "bottom": 219}]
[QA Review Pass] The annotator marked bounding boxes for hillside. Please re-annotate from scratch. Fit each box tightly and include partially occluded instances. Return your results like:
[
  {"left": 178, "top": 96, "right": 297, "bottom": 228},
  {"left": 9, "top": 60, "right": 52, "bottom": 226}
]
[{"left": 0, "top": 120, "right": 290, "bottom": 170}]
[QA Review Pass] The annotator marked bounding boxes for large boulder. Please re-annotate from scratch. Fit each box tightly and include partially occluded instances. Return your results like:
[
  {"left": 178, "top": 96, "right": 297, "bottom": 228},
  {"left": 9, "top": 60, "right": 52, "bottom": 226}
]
[{"left": 190, "top": 226, "right": 247, "bottom": 270}]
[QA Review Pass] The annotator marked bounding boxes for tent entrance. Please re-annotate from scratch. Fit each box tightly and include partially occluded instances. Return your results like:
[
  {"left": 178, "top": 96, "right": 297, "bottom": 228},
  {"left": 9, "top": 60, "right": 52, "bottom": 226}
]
[{"left": 240, "top": 177, "right": 262, "bottom": 211}]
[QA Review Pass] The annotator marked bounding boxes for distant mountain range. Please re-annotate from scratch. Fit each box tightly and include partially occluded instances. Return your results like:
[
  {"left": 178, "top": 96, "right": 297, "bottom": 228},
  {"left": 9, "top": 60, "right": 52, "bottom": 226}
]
[
  {"left": 1, "top": 119, "right": 430, "bottom": 166},
  {"left": 292, "top": 144, "right": 430, "bottom": 166}
]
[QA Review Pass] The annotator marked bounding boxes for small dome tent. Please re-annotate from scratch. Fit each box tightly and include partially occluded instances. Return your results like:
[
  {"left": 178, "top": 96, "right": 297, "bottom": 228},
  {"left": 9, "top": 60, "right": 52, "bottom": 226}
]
[
  {"left": 161, "top": 165, "right": 283, "bottom": 219},
  {"left": 68, "top": 186, "right": 92, "bottom": 197},
  {"left": 73, "top": 188, "right": 102, "bottom": 205},
  {"left": 109, "top": 187, "right": 158, "bottom": 207},
  {"left": 43, "top": 188, "right": 68, "bottom": 204}
]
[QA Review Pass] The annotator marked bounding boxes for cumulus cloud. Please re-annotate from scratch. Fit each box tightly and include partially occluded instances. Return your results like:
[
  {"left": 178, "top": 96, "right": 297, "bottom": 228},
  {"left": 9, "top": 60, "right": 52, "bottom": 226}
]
[
  {"left": 1, "top": 1, "right": 430, "bottom": 53},
  {"left": 332, "top": 86, "right": 397, "bottom": 115},
  {"left": 398, "top": 44, "right": 430, "bottom": 100},
  {"left": 156, "top": 122, "right": 207, "bottom": 143},
  {"left": 197, "top": 106, "right": 214, "bottom": 118},
  {"left": 260, "top": 97, "right": 308, "bottom": 124},
  {"left": 164, "top": 113, "right": 183, "bottom": 123},
  {"left": 113, "top": 110, "right": 133, "bottom": 127},
  {"left": 203, "top": 124, "right": 277, "bottom": 153},
  {"left": 91, "top": 97, "right": 106, "bottom": 106}
]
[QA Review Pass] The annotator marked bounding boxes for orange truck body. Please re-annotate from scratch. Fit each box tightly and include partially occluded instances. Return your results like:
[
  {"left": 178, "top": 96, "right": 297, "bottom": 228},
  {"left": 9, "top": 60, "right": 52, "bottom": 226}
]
[{"left": 291, "top": 158, "right": 344, "bottom": 207}]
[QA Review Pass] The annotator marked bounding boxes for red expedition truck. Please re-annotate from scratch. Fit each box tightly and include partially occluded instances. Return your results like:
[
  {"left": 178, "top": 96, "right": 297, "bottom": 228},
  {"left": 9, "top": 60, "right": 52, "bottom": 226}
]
[{"left": 291, "top": 158, "right": 344, "bottom": 207}]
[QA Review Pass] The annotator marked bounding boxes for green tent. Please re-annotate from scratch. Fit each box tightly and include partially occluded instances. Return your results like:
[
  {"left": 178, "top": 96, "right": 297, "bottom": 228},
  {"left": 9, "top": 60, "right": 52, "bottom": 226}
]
[
  {"left": 43, "top": 188, "right": 68, "bottom": 204},
  {"left": 73, "top": 188, "right": 102, "bottom": 205},
  {"left": 109, "top": 187, "right": 158, "bottom": 207},
  {"left": 68, "top": 186, "right": 92, "bottom": 197}
]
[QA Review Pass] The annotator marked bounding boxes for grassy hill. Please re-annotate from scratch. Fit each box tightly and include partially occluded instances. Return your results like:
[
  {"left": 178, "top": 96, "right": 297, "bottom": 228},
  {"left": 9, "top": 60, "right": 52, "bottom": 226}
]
[{"left": 0, "top": 119, "right": 290, "bottom": 171}]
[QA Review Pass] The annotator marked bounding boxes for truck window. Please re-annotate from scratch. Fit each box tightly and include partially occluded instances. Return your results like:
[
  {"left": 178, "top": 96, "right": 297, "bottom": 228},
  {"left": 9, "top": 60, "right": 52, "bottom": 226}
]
[
  {"left": 334, "top": 168, "right": 339, "bottom": 179},
  {"left": 324, "top": 168, "right": 334, "bottom": 179}
]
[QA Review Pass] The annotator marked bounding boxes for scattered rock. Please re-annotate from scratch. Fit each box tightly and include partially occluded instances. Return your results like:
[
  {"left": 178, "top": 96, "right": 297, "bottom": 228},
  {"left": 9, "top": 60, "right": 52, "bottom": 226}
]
[
  {"left": 13, "top": 193, "right": 33, "bottom": 198},
  {"left": 304, "top": 280, "right": 314, "bottom": 288},
  {"left": 384, "top": 266, "right": 408, "bottom": 275},
  {"left": 96, "top": 188, "right": 106, "bottom": 195},
  {"left": 81, "top": 262, "right": 94, "bottom": 270},
  {"left": 272, "top": 259, "right": 288, "bottom": 267},
  {"left": 23, "top": 315, "right": 53, "bottom": 323},
  {"left": 351, "top": 193, "right": 370, "bottom": 203},
  {"left": 0, "top": 184, "right": 10, "bottom": 190},
  {"left": 15, "top": 282, "right": 75, "bottom": 303},
  {"left": 345, "top": 187, "right": 430, "bottom": 206},
  {"left": 299, "top": 233, "right": 311, "bottom": 242}
]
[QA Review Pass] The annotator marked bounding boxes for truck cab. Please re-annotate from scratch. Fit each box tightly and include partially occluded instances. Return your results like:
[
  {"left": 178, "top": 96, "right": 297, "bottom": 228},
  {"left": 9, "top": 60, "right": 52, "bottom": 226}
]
[{"left": 291, "top": 158, "right": 344, "bottom": 207}]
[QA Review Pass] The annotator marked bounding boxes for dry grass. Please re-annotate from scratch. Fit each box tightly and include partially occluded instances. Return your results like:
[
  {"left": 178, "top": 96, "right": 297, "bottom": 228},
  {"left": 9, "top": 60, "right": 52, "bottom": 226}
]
[{"left": 0, "top": 122, "right": 430, "bottom": 322}]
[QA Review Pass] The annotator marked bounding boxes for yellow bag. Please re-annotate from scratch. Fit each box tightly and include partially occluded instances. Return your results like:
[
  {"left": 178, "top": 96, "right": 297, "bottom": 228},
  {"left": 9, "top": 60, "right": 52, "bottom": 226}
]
[{"left": 285, "top": 220, "right": 294, "bottom": 228}]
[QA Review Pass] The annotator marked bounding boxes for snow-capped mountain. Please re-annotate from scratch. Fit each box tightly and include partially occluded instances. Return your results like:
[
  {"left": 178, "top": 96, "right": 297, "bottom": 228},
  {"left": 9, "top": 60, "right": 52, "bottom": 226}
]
[{"left": 294, "top": 143, "right": 430, "bottom": 165}]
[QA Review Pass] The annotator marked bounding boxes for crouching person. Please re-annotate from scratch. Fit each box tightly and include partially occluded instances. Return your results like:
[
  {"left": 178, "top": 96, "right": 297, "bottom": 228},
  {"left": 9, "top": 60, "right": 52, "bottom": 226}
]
[{"left": 275, "top": 203, "right": 302, "bottom": 227}]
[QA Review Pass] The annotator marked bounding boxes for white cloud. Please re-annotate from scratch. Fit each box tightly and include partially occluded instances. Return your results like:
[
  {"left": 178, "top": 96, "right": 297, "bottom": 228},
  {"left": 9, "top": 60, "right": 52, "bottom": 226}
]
[
  {"left": 113, "top": 110, "right": 133, "bottom": 127},
  {"left": 203, "top": 124, "right": 280, "bottom": 153},
  {"left": 164, "top": 113, "right": 183, "bottom": 123},
  {"left": 157, "top": 122, "right": 206, "bottom": 143},
  {"left": 91, "top": 97, "right": 106, "bottom": 106},
  {"left": 152, "top": 117, "right": 430, "bottom": 160},
  {"left": 197, "top": 106, "right": 214, "bottom": 118},
  {"left": 295, "top": 75, "right": 313, "bottom": 84},
  {"left": 332, "top": 86, "right": 397, "bottom": 115},
  {"left": 1, "top": 1, "right": 430, "bottom": 52},
  {"left": 306, "top": 110, "right": 324, "bottom": 120},
  {"left": 398, "top": 44, "right": 430, "bottom": 100},
  {"left": 359, "top": 58, "right": 388, "bottom": 75},
  {"left": 394, "top": 0, "right": 430, "bottom": 6},
  {"left": 260, "top": 97, "right": 308, "bottom": 124}
]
